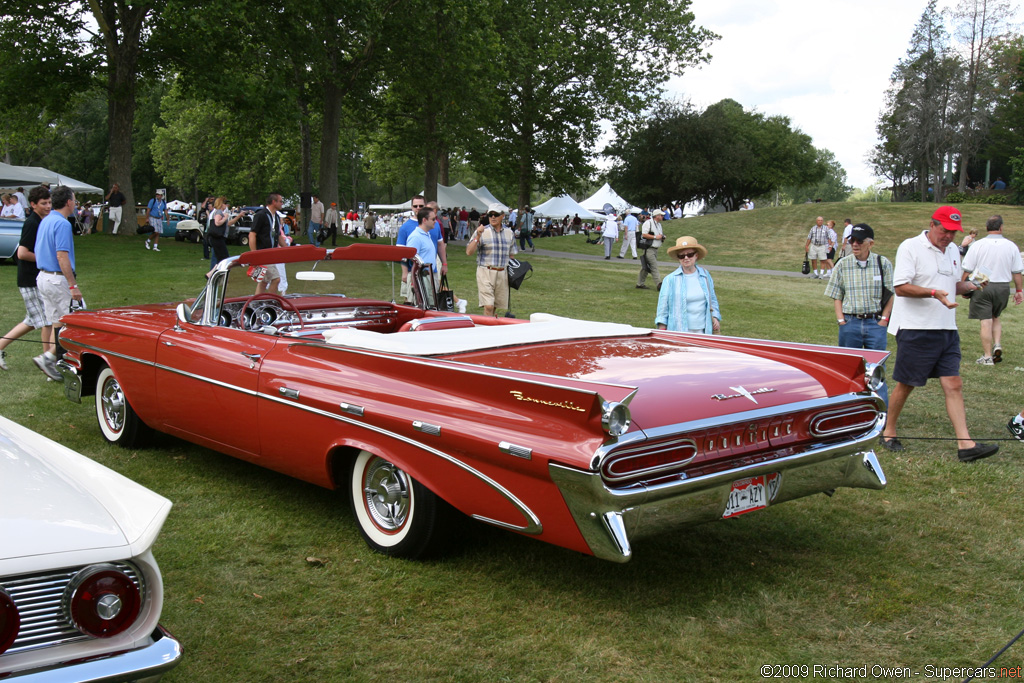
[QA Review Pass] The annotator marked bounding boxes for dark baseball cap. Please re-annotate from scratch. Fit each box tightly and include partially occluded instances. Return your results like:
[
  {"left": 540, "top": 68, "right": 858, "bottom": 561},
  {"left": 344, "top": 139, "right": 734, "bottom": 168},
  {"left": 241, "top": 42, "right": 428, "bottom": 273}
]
[{"left": 850, "top": 224, "right": 874, "bottom": 241}]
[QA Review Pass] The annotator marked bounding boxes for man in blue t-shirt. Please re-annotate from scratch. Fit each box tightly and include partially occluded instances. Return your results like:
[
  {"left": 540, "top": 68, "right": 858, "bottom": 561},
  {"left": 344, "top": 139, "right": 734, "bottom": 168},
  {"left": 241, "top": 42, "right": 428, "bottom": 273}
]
[
  {"left": 34, "top": 186, "right": 83, "bottom": 380},
  {"left": 145, "top": 190, "right": 168, "bottom": 252},
  {"left": 396, "top": 195, "right": 427, "bottom": 303}
]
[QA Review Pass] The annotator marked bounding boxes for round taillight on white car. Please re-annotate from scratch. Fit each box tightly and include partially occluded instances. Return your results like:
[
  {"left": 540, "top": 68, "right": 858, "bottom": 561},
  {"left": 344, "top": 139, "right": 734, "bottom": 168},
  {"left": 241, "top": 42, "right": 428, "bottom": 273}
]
[
  {"left": 0, "top": 588, "right": 19, "bottom": 655},
  {"left": 64, "top": 565, "right": 142, "bottom": 638}
]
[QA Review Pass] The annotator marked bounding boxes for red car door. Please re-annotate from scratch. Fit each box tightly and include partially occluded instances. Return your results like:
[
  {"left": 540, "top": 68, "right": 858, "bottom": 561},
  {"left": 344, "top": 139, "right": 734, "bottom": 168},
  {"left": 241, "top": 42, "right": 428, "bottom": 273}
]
[{"left": 154, "top": 325, "right": 278, "bottom": 459}]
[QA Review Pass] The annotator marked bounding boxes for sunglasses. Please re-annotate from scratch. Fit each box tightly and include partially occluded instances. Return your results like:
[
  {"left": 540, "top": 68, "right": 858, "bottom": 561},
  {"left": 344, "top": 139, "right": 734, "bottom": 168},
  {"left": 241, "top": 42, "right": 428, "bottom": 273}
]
[
  {"left": 850, "top": 238, "right": 867, "bottom": 245},
  {"left": 678, "top": 252, "right": 697, "bottom": 259},
  {"left": 487, "top": 212, "right": 503, "bottom": 218}
]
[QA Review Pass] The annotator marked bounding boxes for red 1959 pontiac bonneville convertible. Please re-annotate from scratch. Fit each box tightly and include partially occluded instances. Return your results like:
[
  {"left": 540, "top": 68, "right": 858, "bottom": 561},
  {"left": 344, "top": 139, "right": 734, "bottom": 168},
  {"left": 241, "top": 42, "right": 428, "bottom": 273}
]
[{"left": 56, "top": 243, "right": 888, "bottom": 563}]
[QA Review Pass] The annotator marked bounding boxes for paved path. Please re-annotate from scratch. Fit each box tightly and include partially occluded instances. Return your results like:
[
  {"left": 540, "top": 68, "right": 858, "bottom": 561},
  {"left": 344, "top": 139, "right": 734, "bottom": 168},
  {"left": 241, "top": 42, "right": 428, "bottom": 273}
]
[{"left": 452, "top": 240, "right": 808, "bottom": 279}]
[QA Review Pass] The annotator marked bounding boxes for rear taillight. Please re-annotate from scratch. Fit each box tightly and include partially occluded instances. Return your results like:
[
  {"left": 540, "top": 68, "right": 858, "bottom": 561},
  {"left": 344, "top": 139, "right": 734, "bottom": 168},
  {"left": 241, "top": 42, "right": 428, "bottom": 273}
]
[
  {"left": 601, "top": 438, "right": 697, "bottom": 483},
  {"left": 0, "top": 588, "right": 19, "bottom": 655},
  {"left": 63, "top": 565, "right": 142, "bottom": 638},
  {"left": 810, "top": 405, "right": 879, "bottom": 437}
]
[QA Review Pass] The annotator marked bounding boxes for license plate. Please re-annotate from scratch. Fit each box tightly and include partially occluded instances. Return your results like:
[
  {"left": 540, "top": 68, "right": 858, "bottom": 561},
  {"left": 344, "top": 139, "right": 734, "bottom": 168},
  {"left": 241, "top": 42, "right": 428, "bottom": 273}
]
[{"left": 723, "top": 473, "right": 780, "bottom": 519}]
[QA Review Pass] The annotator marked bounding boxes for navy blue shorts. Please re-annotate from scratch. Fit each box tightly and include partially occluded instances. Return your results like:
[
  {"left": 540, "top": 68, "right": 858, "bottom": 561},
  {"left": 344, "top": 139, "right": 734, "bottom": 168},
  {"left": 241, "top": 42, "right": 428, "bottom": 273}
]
[{"left": 892, "top": 329, "right": 961, "bottom": 387}]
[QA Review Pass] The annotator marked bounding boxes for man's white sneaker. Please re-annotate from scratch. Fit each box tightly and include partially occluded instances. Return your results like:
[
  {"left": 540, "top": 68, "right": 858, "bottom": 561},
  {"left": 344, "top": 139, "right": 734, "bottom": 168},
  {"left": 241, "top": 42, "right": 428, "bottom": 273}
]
[
  {"left": 153, "top": 246, "right": 160, "bottom": 252},
  {"left": 976, "top": 356, "right": 994, "bottom": 366},
  {"left": 33, "top": 354, "right": 63, "bottom": 381},
  {"left": 993, "top": 345, "right": 1003, "bottom": 363},
  {"left": 0, "top": 350, "right": 7, "bottom": 370},
  {"left": 145, "top": 239, "right": 151, "bottom": 250}
]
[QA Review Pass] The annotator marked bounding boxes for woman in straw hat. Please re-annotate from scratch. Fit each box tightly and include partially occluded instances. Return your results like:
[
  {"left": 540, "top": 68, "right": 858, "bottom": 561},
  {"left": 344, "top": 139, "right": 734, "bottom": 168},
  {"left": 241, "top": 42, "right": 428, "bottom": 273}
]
[{"left": 656, "top": 235, "right": 721, "bottom": 334}]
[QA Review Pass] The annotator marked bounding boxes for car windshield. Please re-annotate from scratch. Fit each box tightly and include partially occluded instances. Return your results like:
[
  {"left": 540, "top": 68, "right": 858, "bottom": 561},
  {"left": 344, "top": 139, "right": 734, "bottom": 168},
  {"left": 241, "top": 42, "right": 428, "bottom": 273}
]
[
  {"left": 189, "top": 244, "right": 429, "bottom": 329},
  {"left": 223, "top": 257, "right": 404, "bottom": 302}
]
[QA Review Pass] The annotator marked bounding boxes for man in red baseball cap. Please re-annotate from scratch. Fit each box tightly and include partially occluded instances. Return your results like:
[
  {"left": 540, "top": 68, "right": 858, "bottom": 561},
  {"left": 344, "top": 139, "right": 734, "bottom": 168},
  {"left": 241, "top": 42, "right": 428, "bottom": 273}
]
[{"left": 881, "top": 205, "right": 998, "bottom": 462}]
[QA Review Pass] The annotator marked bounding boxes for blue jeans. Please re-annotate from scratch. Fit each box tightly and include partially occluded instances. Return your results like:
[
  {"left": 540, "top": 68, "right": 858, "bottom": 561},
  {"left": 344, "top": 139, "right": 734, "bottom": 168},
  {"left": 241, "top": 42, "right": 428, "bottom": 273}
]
[
  {"left": 839, "top": 315, "right": 889, "bottom": 405},
  {"left": 308, "top": 222, "right": 322, "bottom": 246},
  {"left": 520, "top": 231, "right": 534, "bottom": 249}
]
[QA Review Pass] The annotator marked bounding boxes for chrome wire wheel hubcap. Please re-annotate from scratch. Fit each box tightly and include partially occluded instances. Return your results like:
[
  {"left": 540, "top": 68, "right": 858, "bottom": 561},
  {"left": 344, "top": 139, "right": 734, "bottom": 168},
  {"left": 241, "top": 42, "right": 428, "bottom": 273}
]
[
  {"left": 362, "top": 460, "right": 410, "bottom": 532},
  {"left": 101, "top": 378, "right": 126, "bottom": 433}
]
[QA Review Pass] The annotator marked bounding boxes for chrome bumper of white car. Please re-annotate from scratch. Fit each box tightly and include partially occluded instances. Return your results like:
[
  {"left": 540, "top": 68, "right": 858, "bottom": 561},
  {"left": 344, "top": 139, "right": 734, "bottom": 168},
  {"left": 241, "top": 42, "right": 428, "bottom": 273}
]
[
  {"left": 4, "top": 625, "right": 182, "bottom": 682},
  {"left": 549, "top": 430, "right": 887, "bottom": 563}
]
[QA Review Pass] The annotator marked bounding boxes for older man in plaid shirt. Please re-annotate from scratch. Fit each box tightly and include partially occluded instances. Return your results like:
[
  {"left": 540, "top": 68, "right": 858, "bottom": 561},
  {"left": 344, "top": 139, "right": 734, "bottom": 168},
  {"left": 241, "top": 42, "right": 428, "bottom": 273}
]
[
  {"left": 466, "top": 203, "right": 517, "bottom": 317},
  {"left": 824, "top": 224, "right": 894, "bottom": 352}
]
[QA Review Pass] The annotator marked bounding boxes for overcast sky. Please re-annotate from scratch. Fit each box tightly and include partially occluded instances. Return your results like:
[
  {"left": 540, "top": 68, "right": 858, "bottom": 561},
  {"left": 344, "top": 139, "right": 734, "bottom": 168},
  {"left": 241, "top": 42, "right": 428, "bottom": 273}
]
[{"left": 664, "top": 0, "right": 954, "bottom": 190}]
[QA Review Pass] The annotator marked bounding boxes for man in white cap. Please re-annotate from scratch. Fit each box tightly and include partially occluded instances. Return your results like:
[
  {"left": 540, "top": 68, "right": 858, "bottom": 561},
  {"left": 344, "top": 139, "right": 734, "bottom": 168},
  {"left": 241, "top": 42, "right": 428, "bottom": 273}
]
[
  {"left": 145, "top": 190, "right": 168, "bottom": 251},
  {"left": 467, "top": 203, "right": 517, "bottom": 317},
  {"left": 618, "top": 209, "right": 639, "bottom": 260}
]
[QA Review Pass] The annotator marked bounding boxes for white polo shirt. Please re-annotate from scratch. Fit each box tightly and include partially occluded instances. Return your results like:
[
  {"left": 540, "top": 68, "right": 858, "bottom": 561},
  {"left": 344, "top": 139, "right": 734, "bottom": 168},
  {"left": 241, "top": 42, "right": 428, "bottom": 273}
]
[
  {"left": 889, "top": 231, "right": 961, "bottom": 333},
  {"left": 961, "top": 233, "right": 1023, "bottom": 283}
]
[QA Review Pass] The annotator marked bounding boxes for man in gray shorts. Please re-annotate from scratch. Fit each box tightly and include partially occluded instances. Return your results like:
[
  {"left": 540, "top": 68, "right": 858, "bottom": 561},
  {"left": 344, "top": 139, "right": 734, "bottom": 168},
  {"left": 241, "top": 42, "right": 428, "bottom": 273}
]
[
  {"left": 960, "top": 215, "right": 1023, "bottom": 365},
  {"left": 0, "top": 186, "right": 59, "bottom": 378}
]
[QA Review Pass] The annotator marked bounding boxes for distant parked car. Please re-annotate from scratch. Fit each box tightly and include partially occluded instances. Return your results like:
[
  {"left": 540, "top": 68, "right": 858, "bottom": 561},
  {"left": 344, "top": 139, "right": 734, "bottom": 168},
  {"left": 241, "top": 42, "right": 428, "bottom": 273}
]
[
  {"left": 0, "top": 415, "right": 182, "bottom": 680},
  {"left": 0, "top": 217, "right": 21, "bottom": 261}
]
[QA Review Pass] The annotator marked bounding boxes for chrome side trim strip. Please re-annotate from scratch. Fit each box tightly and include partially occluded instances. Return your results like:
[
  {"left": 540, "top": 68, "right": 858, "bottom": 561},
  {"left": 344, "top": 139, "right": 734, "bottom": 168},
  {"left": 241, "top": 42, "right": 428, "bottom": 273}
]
[
  {"left": 255, "top": 390, "right": 543, "bottom": 535},
  {"left": 412, "top": 420, "right": 441, "bottom": 436},
  {"left": 339, "top": 402, "right": 364, "bottom": 417},
  {"left": 499, "top": 441, "right": 533, "bottom": 460},
  {"left": 59, "top": 340, "right": 544, "bottom": 535}
]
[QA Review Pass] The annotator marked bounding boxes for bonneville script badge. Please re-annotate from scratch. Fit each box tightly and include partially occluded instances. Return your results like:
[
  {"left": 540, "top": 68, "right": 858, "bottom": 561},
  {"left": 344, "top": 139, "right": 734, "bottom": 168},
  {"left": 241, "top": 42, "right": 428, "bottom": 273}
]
[{"left": 711, "top": 386, "right": 777, "bottom": 404}]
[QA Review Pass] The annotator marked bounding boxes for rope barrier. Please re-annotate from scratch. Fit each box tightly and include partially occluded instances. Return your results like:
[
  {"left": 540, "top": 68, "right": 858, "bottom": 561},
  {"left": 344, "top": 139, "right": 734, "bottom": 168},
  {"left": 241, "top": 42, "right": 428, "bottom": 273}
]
[{"left": 964, "top": 625, "right": 1024, "bottom": 682}]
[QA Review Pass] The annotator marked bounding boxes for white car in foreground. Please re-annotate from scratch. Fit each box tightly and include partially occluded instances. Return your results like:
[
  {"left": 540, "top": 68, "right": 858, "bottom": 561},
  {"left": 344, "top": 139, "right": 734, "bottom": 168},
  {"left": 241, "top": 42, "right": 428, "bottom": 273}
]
[{"left": 0, "top": 416, "right": 182, "bottom": 681}]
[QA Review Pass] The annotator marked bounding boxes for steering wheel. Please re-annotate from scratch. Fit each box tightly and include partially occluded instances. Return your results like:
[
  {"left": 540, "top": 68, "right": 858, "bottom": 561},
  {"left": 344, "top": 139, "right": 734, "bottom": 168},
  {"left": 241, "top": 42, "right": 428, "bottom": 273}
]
[{"left": 237, "top": 293, "right": 304, "bottom": 331}]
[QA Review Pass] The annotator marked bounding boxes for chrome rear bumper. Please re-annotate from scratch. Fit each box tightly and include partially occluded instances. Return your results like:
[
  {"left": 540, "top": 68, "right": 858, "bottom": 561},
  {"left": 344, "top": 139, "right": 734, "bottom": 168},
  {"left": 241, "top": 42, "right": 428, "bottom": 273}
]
[
  {"left": 550, "top": 431, "right": 886, "bottom": 563},
  {"left": 3, "top": 625, "right": 182, "bottom": 682}
]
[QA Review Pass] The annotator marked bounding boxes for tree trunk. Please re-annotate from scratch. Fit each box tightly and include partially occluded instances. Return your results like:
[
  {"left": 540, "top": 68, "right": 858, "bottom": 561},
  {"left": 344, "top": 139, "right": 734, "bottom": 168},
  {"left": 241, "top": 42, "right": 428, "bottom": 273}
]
[
  {"left": 423, "top": 108, "right": 439, "bottom": 203},
  {"left": 319, "top": 78, "right": 342, "bottom": 208},
  {"left": 95, "top": 1, "right": 150, "bottom": 237},
  {"left": 439, "top": 145, "right": 449, "bottom": 186}
]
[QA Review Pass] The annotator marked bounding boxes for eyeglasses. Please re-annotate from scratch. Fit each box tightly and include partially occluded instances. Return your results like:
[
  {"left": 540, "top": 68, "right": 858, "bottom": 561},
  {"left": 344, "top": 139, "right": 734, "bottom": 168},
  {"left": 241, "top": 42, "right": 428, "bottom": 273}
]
[
  {"left": 678, "top": 252, "right": 697, "bottom": 259},
  {"left": 850, "top": 238, "right": 866, "bottom": 245},
  {"left": 487, "top": 212, "right": 503, "bottom": 218},
  {"left": 412, "top": 205, "right": 425, "bottom": 209}
]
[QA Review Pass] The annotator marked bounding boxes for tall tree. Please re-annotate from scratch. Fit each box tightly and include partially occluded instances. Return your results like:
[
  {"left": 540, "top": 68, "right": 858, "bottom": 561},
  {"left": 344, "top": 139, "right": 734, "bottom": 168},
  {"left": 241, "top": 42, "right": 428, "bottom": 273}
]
[
  {"left": 368, "top": 0, "right": 500, "bottom": 203},
  {"left": 608, "top": 99, "right": 827, "bottom": 211},
  {"left": 950, "top": 0, "right": 1016, "bottom": 191},
  {"left": 873, "top": 0, "right": 960, "bottom": 201},
  {"left": 475, "top": 0, "right": 716, "bottom": 211},
  {"left": 0, "top": 1, "right": 155, "bottom": 216}
]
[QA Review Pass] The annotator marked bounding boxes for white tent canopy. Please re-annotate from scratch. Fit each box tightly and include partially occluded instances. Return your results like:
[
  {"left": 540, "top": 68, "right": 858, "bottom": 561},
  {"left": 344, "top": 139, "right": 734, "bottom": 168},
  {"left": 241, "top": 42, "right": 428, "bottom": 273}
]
[
  {"left": 20, "top": 167, "right": 103, "bottom": 194},
  {"left": 532, "top": 194, "right": 602, "bottom": 221},
  {"left": 369, "top": 183, "right": 508, "bottom": 213},
  {"left": 580, "top": 183, "right": 635, "bottom": 213},
  {"left": 0, "top": 162, "right": 57, "bottom": 188},
  {"left": 469, "top": 185, "right": 504, "bottom": 209},
  {"left": 0, "top": 165, "right": 103, "bottom": 194}
]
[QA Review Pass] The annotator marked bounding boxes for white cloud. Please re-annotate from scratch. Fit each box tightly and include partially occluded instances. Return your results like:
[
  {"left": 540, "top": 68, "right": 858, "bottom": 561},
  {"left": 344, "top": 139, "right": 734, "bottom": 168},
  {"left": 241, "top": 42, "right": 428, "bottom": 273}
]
[{"left": 662, "top": 0, "right": 953, "bottom": 189}]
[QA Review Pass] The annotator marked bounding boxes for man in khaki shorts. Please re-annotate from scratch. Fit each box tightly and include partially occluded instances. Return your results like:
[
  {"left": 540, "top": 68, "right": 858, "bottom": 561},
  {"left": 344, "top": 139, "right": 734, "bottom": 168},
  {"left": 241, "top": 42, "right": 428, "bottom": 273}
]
[
  {"left": 34, "top": 186, "right": 84, "bottom": 380},
  {"left": 803, "top": 216, "right": 830, "bottom": 279},
  {"left": 466, "top": 203, "right": 517, "bottom": 317}
]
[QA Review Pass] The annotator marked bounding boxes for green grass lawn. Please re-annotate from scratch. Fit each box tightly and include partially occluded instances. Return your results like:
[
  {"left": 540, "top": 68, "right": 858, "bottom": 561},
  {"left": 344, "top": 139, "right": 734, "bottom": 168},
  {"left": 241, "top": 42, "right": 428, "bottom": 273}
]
[{"left": 3, "top": 203, "right": 1024, "bottom": 682}]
